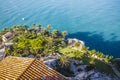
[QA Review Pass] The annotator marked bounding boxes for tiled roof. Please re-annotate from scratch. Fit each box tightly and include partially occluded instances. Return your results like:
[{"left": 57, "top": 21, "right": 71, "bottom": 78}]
[
  {"left": 0, "top": 56, "right": 67, "bottom": 80},
  {"left": 3, "top": 32, "right": 13, "bottom": 39}
]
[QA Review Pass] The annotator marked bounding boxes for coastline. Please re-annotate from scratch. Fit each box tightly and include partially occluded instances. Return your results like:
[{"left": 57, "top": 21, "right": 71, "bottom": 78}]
[
  {"left": 0, "top": 24, "right": 119, "bottom": 79},
  {"left": 67, "top": 32, "right": 120, "bottom": 58}
]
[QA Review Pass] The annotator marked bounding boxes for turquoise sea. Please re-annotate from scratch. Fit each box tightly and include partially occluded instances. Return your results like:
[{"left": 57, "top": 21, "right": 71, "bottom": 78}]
[{"left": 0, "top": 0, "right": 120, "bottom": 57}]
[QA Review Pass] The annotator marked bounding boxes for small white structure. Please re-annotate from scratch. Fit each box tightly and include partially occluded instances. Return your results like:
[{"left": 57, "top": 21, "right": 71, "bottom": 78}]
[
  {"left": 5, "top": 42, "right": 13, "bottom": 48},
  {"left": 2, "top": 32, "right": 15, "bottom": 42},
  {"left": 68, "top": 38, "right": 85, "bottom": 46}
]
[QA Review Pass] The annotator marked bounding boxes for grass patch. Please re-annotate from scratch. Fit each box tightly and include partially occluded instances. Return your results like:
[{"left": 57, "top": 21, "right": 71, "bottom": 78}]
[
  {"left": 60, "top": 47, "right": 115, "bottom": 75},
  {"left": 59, "top": 47, "right": 76, "bottom": 57},
  {"left": 82, "top": 56, "right": 115, "bottom": 75},
  {"left": 94, "top": 59, "right": 115, "bottom": 75}
]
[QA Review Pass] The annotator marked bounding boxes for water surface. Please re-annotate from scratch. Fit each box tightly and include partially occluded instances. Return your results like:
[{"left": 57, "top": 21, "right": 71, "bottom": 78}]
[{"left": 0, "top": 0, "right": 120, "bottom": 57}]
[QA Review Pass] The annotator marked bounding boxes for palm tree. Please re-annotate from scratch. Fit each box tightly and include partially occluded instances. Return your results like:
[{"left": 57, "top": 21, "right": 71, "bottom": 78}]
[
  {"left": 30, "top": 38, "right": 45, "bottom": 55},
  {"left": 108, "top": 56, "right": 114, "bottom": 62},
  {"left": 1, "top": 28, "right": 7, "bottom": 35},
  {"left": 58, "top": 55, "right": 69, "bottom": 67},
  {"left": 5, "top": 48, "right": 11, "bottom": 56},
  {"left": 46, "top": 24, "right": 51, "bottom": 31},
  {"left": 89, "top": 49, "right": 96, "bottom": 55},
  {"left": 82, "top": 46, "right": 89, "bottom": 51},
  {"left": 13, "top": 49, "right": 22, "bottom": 56},
  {"left": 74, "top": 42, "right": 80, "bottom": 49},
  {"left": 24, "top": 25, "right": 29, "bottom": 29},
  {"left": 32, "top": 23, "right": 36, "bottom": 28},
  {"left": 0, "top": 36, "right": 2, "bottom": 44},
  {"left": 13, "top": 25, "right": 17, "bottom": 32},
  {"left": 74, "top": 51, "right": 83, "bottom": 59},
  {"left": 40, "top": 29, "right": 46, "bottom": 36},
  {"left": 61, "top": 31, "right": 67, "bottom": 38},
  {"left": 52, "top": 30, "right": 58, "bottom": 38},
  {"left": 2, "top": 28, "right": 7, "bottom": 32},
  {"left": 17, "top": 25, "right": 23, "bottom": 30},
  {"left": 13, "top": 25, "right": 17, "bottom": 29},
  {"left": 9, "top": 28, "right": 14, "bottom": 33},
  {"left": 38, "top": 24, "right": 41, "bottom": 28}
]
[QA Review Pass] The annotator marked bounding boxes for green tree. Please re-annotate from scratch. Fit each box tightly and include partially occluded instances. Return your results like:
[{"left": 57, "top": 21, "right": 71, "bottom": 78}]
[
  {"left": 24, "top": 25, "right": 29, "bottom": 32},
  {"left": 5, "top": 48, "right": 11, "bottom": 56},
  {"left": 62, "top": 31, "right": 67, "bottom": 38},
  {"left": 17, "top": 39, "right": 30, "bottom": 55},
  {"left": 58, "top": 55, "right": 69, "bottom": 67},
  {"left": 0, "top": 36, "right": 2, "bottom": 44},
  {"left": 52, "top": 30, "right": 58, "bottom": 38},
  {"left": 17, "top": 25, "right": 24, "bottom": 31},
  {"left": 74, "top": 42, "right": 80, "bottom": 47},
  {"left": 12, "top": 48, "right": 23, "bottom": 56},
  {"left": 82, "top": 46, "right": 89, "bottom": 51},
  {"left": 46, "top": 37, "right": 53, "bottom": 47},
  {"left": 99, "top": 52, "right": 104, "bottom": 58},
  {"left": 74, "top": 51, "right": 84, "bottom": 59},
  {"left": 8, "top": 28, "right": 13, "bottom": 33},
  {"left": 40, "top": 29, "right": 46, "bottom": 36},
  {"left": 89, "top": 49, "right": 96, "bottom": 55},
  {"left": 108, "top": 56, "right": 114, "bottom": 62},
  {"left": 32, "top": 23, "right": 36, "bottom": 28},
  {"left": 38, "top": 24, "right": 41, "bottom": 28},
  {"left": 30, "top": 38, "right": 45, "bottom": 55},
  {"left": 46, "top": 24, "right": 51, "bottom": 31},
  {"left": 13, "top": 25, "right": 17, "bottom": 29},
  {"left": 1, "top": 28, "right": 8, "bottom": 35}
]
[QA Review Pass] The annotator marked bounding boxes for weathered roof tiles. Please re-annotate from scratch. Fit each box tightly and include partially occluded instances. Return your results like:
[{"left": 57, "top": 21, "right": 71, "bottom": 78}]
[{"left": 0, "top": 56, "right": 68, "bottom": 80}]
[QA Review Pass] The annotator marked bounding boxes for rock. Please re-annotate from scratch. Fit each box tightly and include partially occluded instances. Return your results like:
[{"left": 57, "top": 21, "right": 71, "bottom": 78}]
[
  {"left": 76, "top": 65, "right": 87, "bottom": 71},
  {"left": 74, "top": 72, "right": 87, "bottom": 80},
  {"left": 70, "top": 62, "right": 77, "bottom": 74},
  {"left": 27, "top": 54, "right": 35, "bottom": 58},
  {"left": 85, "top": 65, "right": 95, "bottom": 71},
  {"left": 44, "top": 59, "right": 57, "bottom": 69},
  {"left": 89, "top": 72, "right": 116, "bottom": 80},
  {"left": 77, "top": 68, "right": 83, "bottom": 72}
]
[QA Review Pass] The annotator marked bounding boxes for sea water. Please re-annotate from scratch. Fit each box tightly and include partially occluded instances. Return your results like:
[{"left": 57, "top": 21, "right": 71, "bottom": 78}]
[{"left": 0, "top": 0, "right": 120, "bottom": 57}]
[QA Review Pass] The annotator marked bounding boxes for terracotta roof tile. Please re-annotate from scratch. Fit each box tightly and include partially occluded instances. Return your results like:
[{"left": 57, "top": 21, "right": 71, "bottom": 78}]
[{"left": 0, "top": 56, "right": 67, "bottom": 80}]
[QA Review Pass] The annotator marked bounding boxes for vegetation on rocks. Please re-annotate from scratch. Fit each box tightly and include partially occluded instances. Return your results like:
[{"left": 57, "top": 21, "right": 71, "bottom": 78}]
[
  {"left": 4, "top": 24, "right": 67, "bottom": 57},
  {"left": 0, "top": 24, "right": 115, "bottom": 77}
]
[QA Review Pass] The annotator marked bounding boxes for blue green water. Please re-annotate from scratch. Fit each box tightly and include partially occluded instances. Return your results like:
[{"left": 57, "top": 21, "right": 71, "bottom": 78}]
[{"left": 0, "top": 0, "right": 120, "bottom": 57}]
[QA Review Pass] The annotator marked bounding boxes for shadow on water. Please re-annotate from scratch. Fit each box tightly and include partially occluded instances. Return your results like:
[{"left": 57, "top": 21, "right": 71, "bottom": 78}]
[{"left": 67, "top": 32, "right": 120, "bottom": 58}]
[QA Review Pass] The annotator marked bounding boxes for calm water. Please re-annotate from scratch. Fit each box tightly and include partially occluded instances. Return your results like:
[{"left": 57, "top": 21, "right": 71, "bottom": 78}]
[{"left": 0, "top": 0, "right": 120, "bottom": 57}]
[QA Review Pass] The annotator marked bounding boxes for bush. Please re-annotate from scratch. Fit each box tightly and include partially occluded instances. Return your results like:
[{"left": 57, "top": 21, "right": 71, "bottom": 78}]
[{"left": 12, "top": 37, "right": 19, "bottom": 43}]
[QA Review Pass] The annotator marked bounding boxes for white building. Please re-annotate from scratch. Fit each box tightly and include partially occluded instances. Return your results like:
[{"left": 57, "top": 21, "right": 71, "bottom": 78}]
[{"left": 2, "top": 32, "right": 15, "bottom": 42}]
